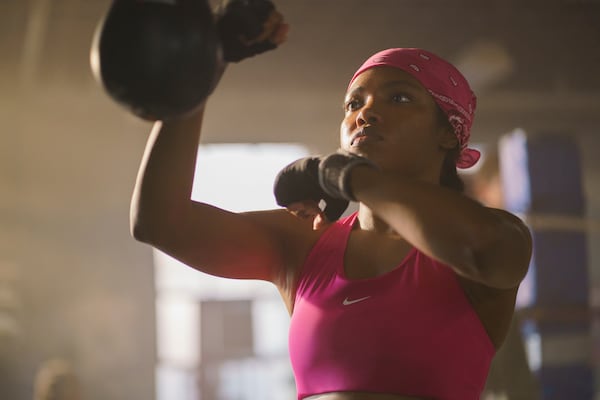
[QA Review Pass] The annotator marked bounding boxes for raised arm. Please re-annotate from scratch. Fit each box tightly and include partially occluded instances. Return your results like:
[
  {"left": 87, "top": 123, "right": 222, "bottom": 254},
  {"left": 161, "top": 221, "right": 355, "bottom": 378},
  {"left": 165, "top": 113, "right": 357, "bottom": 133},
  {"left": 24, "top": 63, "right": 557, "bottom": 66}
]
[
  {"left": 349, "top": 165, "right": 532, "bottom": 289},
  {"left": 130, "top": 106, "right": 314, "bottom": 287},
  {"left": 128, "top": 2, "right": 312, "bottom": 288}
]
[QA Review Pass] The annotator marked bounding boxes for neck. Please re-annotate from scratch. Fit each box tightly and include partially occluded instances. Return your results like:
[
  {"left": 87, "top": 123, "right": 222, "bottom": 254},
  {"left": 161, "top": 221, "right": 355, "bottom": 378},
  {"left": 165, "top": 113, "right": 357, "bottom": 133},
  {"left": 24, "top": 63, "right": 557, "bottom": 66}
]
[{"left": 354, "top": 168, "right": 441, "bottom": 236}]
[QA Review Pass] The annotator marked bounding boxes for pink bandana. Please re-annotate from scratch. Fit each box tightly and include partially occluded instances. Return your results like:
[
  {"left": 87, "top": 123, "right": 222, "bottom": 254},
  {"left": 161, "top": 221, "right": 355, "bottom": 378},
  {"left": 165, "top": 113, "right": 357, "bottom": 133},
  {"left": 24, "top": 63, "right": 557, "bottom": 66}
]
[{"left": 349, "top": 48, "right": 480, "bottom": 169}]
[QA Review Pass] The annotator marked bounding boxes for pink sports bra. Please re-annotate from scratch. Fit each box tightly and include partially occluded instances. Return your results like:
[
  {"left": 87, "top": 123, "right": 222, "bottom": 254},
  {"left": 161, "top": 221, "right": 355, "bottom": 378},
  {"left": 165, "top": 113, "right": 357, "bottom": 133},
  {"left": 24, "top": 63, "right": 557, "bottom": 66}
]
[{"left": 288, "top": 213, "right": 495, "bottom": 400}]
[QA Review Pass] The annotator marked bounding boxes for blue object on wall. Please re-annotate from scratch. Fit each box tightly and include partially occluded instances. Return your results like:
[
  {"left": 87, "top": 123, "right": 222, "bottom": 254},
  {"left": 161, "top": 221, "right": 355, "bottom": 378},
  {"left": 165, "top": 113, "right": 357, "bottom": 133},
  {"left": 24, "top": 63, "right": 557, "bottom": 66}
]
[{"left": 499, "top": 129, "right": 592, "bottom": 399}]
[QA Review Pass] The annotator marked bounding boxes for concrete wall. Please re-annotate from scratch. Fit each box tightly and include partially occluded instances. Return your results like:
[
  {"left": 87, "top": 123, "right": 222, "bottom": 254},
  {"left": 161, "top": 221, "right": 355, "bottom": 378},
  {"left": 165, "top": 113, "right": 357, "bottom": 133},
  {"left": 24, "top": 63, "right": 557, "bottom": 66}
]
[{"left": 0, "top": 81, "right": 156, "bottom": 400}]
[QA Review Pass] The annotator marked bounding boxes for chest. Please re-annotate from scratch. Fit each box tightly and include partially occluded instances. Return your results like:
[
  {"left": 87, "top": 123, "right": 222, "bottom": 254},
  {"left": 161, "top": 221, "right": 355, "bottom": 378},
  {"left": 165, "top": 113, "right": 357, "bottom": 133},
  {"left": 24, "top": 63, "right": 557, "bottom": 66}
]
[
  {"left": 297, "top": 236, "right": 465, "bottom": 322},
  {"left": 341, "top": 230, "right": 514, "bottom": 349},
  {"left": 343, "top": 230, "right": 414, "bottom": 280},
  {"left": 289, "top": 246, "right": 493, "bottom": 396}
]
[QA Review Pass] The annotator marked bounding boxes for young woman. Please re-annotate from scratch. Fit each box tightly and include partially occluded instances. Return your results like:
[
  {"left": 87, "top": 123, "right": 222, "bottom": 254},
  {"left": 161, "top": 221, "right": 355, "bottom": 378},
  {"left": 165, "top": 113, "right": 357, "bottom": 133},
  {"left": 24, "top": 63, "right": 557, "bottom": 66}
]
[{"left": 130, "top": 9, "right": 532, "bottom": 400}]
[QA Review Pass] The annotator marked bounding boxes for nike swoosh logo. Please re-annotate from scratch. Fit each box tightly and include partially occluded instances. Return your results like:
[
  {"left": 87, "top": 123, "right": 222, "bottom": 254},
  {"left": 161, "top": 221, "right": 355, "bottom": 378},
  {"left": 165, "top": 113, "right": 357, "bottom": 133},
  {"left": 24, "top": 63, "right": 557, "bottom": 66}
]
[{"left": 343, "top": 296, "right": 371, "bottom": 306}]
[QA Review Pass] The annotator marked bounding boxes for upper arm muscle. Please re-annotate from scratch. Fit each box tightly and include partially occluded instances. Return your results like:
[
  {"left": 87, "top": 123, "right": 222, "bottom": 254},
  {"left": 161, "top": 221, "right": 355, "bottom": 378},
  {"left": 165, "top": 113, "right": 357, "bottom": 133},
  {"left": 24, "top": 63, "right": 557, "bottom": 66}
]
[{"left": 145, "top": 202, "right": 313, "bottom": 284}]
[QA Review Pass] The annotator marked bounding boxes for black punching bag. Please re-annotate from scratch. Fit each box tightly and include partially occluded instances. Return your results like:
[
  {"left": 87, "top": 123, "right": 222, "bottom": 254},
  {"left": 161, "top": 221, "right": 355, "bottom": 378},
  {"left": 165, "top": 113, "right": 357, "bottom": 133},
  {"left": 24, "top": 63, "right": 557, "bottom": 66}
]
[{"left": 90, "top": 0, "right": 221, "bottom": 120}]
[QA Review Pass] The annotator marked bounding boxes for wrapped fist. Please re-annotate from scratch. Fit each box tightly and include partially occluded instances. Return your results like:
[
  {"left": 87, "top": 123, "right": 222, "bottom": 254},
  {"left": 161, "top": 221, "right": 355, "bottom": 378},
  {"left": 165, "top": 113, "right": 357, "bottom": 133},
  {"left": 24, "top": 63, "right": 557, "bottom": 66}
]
[{"left": 216, "top": 0, "right": 289, "bottom": 62}]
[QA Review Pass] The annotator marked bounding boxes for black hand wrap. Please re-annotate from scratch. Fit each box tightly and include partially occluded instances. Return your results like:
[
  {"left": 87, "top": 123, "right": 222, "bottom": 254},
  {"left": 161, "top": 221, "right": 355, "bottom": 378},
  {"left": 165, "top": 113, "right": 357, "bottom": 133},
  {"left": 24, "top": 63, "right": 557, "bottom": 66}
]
[
  {"left": 273, "top": 157, "right": 349, "bottom": 222},
  {"left": 216, "top": 0, "right": 278, "bottom": 62},
  {"left": 318, "top": 150, "right": 378, "bottom": 201}
]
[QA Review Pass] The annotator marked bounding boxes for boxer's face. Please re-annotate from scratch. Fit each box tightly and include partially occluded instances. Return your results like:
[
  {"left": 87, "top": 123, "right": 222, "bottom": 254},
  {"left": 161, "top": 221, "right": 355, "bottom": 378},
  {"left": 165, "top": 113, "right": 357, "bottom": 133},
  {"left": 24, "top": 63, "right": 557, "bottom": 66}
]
[{"left": 340, "top": 67, "right": 456, "bottom": 182}]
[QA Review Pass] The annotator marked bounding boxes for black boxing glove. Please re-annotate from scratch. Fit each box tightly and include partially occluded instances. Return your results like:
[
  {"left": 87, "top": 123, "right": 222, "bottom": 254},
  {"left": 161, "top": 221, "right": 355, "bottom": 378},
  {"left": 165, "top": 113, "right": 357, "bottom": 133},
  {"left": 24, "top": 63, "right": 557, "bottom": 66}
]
[
  {"left": 216, "top": 0, "right": 278, "bottom": 62},
  {"left": 273, "top": 157, "right": 349, "bottom": 222},
  {"left": 318, "top": 150, "right": 378, "bottom": 201}
]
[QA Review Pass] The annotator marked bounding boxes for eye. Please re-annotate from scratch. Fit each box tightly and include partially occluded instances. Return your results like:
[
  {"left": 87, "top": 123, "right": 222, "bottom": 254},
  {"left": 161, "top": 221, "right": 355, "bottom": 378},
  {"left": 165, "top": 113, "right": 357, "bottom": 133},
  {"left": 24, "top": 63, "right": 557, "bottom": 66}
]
[
  {"left": 344, "top": 98, "right": 362, "bottom": 112},
  {"left": 392, "top": 93, "right": 411, "bottom": 103}
]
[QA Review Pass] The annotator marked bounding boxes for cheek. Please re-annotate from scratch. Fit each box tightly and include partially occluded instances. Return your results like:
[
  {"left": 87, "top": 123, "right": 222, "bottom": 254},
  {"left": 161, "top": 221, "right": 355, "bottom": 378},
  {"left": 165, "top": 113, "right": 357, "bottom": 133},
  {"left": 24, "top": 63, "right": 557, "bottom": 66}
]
[
  {"left": 391, "top": 116, "right": 439, "bottom": 147},
  {"left": 339, "top": 119, "right": 353, "bottom": 147}
]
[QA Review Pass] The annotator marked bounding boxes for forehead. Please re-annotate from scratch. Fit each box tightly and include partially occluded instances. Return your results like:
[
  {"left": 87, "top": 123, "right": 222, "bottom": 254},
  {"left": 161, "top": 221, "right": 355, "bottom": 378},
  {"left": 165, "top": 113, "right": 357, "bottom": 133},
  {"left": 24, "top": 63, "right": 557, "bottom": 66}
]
[{"left": 346, "top": 66, "right": 427, "bottom": 96}]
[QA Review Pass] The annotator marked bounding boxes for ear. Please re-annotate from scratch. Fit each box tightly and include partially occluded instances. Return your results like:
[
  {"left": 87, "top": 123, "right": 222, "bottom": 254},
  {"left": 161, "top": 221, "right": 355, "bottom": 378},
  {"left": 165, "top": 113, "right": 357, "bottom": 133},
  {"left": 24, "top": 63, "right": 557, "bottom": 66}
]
[{"left": 438, "top": 127, "right": 458, "bottom": 151}]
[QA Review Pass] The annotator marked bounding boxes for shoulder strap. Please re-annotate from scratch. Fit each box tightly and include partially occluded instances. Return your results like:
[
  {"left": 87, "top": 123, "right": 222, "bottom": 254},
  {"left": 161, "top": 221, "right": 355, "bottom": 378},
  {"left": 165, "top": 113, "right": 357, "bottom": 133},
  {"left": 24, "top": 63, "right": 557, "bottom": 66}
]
[{"left": 294, "top": 212, "right": 358, "bottom": 299}]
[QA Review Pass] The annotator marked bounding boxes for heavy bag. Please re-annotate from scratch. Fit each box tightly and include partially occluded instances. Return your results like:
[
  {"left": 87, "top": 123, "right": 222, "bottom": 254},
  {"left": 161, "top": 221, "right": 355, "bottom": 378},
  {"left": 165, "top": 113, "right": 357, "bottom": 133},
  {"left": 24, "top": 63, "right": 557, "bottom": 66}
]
[{"left": 90, "top": 0, "right": 221, "bottom": 120}]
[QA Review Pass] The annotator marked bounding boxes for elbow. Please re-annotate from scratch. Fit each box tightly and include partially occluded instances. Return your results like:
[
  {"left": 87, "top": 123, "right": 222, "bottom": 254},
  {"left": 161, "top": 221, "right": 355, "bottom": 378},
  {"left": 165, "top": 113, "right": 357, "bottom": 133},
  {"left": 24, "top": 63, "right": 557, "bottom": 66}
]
[
  {"left": 130, "top": 208, "right": 182, "bottom": 249},
  {"left": 130, "top": 214, "right": 152, "bottom": 244},
  {"left": 130, "top": 196, "right": 150, "bottom": 243},
  {"left": 131, "top": 221, "right": 148, "bottom": 243},
  {"left": 130, "top": 209, "right": 162, "bottom": 245},
  {"left": 129, "top": 199, "right": 165, "bottom": 245}
]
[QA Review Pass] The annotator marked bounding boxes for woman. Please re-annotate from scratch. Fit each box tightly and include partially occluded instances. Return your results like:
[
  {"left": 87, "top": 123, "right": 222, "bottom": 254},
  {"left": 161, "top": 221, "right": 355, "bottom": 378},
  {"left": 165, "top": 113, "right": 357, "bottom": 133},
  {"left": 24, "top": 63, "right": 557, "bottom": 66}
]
[{"left": 130, "top": 8, "right": 532, "bottom": 400}]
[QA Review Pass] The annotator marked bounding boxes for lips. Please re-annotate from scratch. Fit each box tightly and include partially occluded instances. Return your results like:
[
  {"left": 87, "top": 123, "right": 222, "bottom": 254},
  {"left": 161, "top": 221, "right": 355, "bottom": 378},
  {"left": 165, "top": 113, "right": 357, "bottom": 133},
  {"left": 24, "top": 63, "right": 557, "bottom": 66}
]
[{"left": 350, "top": 126, "right": 382, "bottom": 147}]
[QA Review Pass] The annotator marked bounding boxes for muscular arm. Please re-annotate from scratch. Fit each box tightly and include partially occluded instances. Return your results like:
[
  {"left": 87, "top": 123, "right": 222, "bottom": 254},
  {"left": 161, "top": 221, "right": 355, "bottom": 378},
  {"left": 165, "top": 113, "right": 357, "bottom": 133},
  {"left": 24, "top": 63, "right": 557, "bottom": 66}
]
[
  {"left": 350, "top": 166, "right": 532, "bottom": 289},
  {"left": 130, "top": 107, "right": 311, "bottom": 286}
]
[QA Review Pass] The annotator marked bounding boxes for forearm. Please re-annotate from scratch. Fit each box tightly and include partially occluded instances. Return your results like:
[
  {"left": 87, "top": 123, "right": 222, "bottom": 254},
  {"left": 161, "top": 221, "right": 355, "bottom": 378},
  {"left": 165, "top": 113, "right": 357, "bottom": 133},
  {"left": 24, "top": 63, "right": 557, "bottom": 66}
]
[
  {"left": 350, "top": 166, "right": 515, "bottom": 283},
  {"left": 130, "top": 108, "right": 205, "bottom": 241}
]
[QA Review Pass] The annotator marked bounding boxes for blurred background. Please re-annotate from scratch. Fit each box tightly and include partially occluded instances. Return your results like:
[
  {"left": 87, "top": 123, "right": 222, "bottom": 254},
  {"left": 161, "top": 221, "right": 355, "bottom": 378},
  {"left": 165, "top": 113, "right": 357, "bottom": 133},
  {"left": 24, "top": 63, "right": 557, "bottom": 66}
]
[{"left": 1, "top": 0, "right": 599, "bottom": 399}]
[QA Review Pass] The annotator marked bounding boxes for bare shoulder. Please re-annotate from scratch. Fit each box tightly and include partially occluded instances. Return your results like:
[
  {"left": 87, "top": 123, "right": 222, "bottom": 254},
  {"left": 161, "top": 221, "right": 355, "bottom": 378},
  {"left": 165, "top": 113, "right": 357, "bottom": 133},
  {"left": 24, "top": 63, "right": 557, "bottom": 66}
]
[
  {"left": 484, "top": 207, "right": 533, "bottom": 258},
  {"left": 487, "top": 208, "right": 532, "bottom": 241},
  {"left": 456, "top": 208, "right": 531, "bottom": 347}
]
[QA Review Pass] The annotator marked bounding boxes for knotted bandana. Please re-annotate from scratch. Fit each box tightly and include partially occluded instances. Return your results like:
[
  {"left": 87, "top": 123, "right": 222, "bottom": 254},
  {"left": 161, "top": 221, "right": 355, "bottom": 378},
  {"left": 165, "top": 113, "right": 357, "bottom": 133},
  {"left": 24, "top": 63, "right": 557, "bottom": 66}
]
[{"left": 349, "top": 48, "right": 480, "bottom": 169}]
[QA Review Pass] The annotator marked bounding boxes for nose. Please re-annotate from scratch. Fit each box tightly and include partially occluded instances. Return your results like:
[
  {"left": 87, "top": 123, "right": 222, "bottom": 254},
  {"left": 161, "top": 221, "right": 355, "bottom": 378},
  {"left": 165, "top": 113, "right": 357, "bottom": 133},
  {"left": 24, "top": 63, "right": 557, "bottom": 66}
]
[{"left": 356, "top": 101, "right": 381, "bottom": 126}]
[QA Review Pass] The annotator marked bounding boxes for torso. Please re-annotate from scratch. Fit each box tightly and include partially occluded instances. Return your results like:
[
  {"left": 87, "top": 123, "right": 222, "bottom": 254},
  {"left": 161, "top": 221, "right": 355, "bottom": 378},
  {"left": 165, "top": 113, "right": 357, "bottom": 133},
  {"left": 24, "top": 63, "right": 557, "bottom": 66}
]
[
  {"left": 283, "top": 216, "right": 515, "bottom": 400},
  {"left": 342, "top": 226, "right": 517, "bottom": 349}
]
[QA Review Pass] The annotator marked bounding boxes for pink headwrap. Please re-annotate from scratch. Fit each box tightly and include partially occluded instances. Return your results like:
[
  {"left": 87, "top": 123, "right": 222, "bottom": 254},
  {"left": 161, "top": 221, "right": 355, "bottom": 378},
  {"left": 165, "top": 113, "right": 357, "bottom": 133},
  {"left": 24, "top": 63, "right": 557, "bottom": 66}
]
[{"left": 349, "top": 48, "right": 480, "bottom": 169}]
